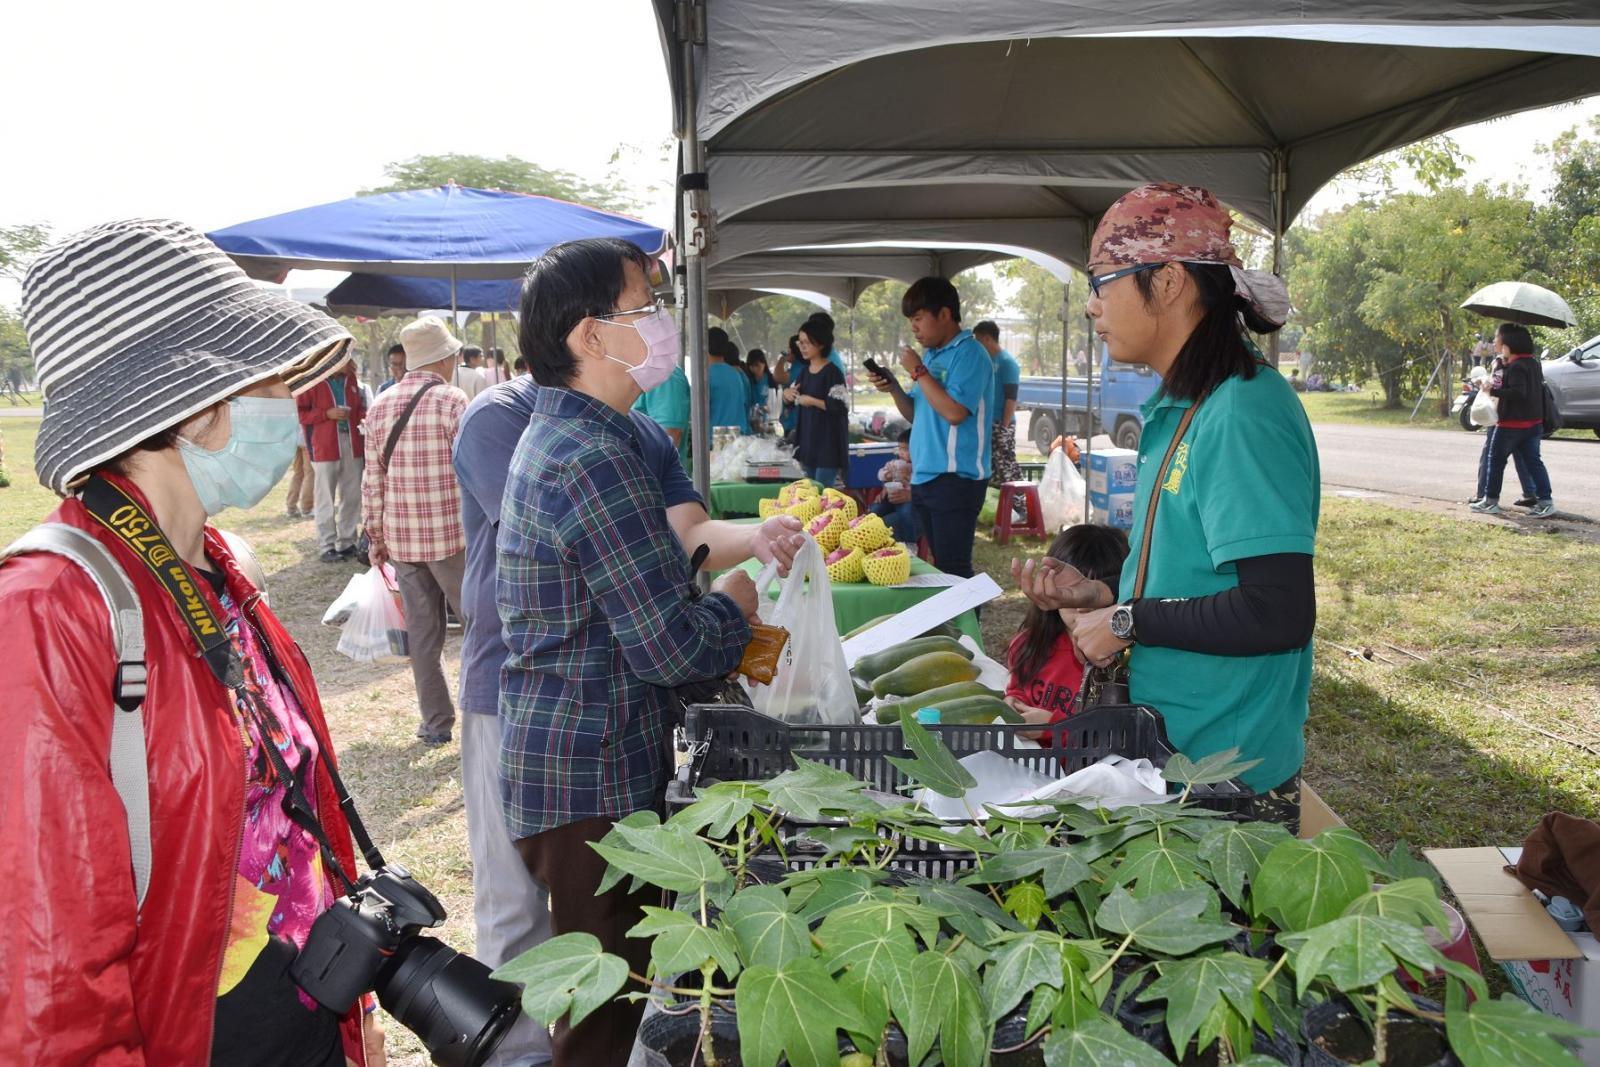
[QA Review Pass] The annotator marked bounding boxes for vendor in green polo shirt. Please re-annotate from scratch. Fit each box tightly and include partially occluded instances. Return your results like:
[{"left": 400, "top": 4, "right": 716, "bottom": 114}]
[{"left": 1013, "top": 182, "right": 1317, "bottom": 830}]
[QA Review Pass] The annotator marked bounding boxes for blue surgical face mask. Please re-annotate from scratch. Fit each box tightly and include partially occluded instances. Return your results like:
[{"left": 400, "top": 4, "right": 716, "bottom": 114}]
[{"left": 177, "top": 396, "right": 300, "bottom": 515}]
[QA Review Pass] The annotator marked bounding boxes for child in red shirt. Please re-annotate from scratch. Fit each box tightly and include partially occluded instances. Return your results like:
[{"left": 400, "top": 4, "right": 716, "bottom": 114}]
[{"left": 1006, "top": 524, "right": 1129, "bottom": 730}]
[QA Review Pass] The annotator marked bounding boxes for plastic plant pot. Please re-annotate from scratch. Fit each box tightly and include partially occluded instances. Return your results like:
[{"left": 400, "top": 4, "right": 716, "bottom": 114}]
[{"left": 1301, "top": 998, "right": 1458, "bottom": 1067}]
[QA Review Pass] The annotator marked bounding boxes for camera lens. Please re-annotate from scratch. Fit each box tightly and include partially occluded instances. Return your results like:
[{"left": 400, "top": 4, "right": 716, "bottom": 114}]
[{"left": 376, "top": 935, "right": 523, "bottom": 1067}]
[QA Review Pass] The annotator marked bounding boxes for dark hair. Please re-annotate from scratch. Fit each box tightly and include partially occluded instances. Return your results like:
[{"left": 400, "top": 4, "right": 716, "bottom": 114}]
[
  {"left": 100, "top": 409, "right": 224, "bottom": 478},
  {"left": 1009, "top": 524, "right": 1130, "bottom": 686},
  {"left": 513, "top": 356, "right": 528, "bottom": 372},
  {"left": 518, "top": 237, "right": 651, "bottom": 387},
  {"left": 799, "top": 318, "right": 834, "bottom": 353},
  {"left": 747, "top": 349, "right": 767, "bottom": 367},
  {"left": 707, "top": 326, "right": 738, "bottom": 360},
  {"left": 1133, "top": 262, "right": 1276, "bottom": 403},
  {"left": 901, "top": 276, "right": 961, "bottom": 323},
  {"left": 804, "top": 311, "right": 836, "bottom": 334},
  {"left": 387, "top": 343, "right": 406, "bottom": 357},
  {"left": 1495, "top": 322, "right": 1534, "bottom": 355},
  {"left": 972, "top": 320, "right": 1000, "bottom": 341},
  {"left": 462, "top": 345, "right": 483, "bottom": 360},
  {"left": 787, "top": 334, "right": 802, "bottom": 361}
]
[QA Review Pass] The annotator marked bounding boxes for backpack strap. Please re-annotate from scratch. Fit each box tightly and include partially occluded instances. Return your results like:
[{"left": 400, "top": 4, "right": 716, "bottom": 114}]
[{"left": 2, "top": 523, "right": 151, "bottom": 911}]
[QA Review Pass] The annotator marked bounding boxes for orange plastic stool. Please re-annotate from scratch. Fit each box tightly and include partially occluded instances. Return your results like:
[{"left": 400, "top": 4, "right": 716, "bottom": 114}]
[{"left": 993, "top": 481, "right": 1048, "bottom": 545}]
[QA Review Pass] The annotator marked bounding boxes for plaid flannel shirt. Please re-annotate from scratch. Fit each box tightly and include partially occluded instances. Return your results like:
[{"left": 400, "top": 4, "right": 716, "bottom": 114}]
[
  {"left": 361, "top": 372, "right": 468, "bottom": 563},
  {"left": 496, "top": 386, "right": 751, "bottom": 837}
]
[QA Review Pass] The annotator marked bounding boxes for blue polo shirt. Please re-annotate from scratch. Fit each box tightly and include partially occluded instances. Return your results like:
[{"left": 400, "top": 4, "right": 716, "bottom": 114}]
[
  {"left": 452, "top": 377, "right": 702, "bottom": 715},
  {"left": 633, "top": 365, "right": 691, "bottom": 464},
  {"left": 992, "top": 349, "right": 1021, "bottom": 424},
  {"left": 1120, "top": 368, "right": 1320, "bottom": 791},
  {"left": 709, "top": 362, "right": 751, "bottom": 432},
  {"left": 908, "top": 329, "right": 994, "bottom": 484}
]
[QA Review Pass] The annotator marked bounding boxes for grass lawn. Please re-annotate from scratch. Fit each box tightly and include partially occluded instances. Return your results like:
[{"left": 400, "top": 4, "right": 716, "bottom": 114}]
[
  {"left": 1295, "top": 383, "right": 1596, "bottom": 440},
  {"left": 2, "top": 412, "right": 1595, "bottom": 1057}
]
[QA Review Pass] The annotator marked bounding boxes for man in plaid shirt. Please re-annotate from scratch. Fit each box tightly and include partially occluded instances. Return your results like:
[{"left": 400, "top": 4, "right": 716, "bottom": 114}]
[
  {"left": 363, "top": 315, "right": 470, "bottom": 744},
  {"left": 499, "top": 239, "right": 790, "bottom": 1066}
]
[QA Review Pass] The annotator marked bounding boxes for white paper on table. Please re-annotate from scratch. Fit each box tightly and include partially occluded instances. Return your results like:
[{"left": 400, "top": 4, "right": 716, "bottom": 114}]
[
  {"left": 841, "top": 572, "right": 1003, "bottom": 668},
  {"left": 918, "top": 752, "right": 1171, "bottom": 820},
  {"left": 895, "top": 572, "right": 965, "bottom": 589}
]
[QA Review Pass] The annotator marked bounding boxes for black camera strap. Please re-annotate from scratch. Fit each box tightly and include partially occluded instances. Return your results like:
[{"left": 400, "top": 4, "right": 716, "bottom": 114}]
[{"left": 79, "top": 475, "right": 382, "bottom": 899}]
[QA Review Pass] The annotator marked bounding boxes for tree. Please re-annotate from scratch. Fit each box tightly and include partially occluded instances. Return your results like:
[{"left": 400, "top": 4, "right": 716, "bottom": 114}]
[
  {"left": 1528, "top": 117, "right": 1600, "bottom": 351},
  {"left": 717, "top": 294, "right": 823, "bottom": 359},
  {"left": 360, "top": 153, "right": 638, "bottom": 213},
  {"left": 0, "top": 223, "right": 51, "bottom": 285}
]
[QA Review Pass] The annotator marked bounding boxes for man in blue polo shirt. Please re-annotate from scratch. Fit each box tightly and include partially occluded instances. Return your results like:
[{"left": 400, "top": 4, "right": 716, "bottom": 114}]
[
  {"left": 974, "top": 320, "right": 1023, "bottom": 484},
  {"left": 868, "top": 276, "right": 993, "bottom": 578}
]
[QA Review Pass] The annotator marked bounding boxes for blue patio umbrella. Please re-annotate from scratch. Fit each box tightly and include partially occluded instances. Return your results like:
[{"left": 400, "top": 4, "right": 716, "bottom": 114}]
[
  {"left": 208, "top": 185, "right": 669, "bottom": 314},
  {"left": 322, "top": 274, "right": 522, "bottom": 318}
]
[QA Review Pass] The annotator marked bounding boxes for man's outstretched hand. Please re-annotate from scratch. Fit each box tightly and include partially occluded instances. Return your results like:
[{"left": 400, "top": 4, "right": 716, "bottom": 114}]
[
  {"left": 751, "top": 514, "right": 806, "bottom": 577},
  {"left": 1010, "top": 556, "right": 1112, "bottom": 611}
]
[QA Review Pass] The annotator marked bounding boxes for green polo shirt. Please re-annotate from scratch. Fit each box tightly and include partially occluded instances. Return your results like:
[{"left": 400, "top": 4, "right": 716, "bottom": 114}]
[{"left": 1118, "top": 367, "right": 1320, "bottom": 792}]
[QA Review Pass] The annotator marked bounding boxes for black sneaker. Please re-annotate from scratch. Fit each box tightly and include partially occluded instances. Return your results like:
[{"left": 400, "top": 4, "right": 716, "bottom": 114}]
[
  {"left": 416, "top": 733, "right": 452, "bottom": 746},
  {"left": 338, "top": 545, "right": 358, "bottom": 561},
  {"left": 319, "top": 549, "right": 343, "bottom": 563},
  {"left": 1512, "top": 497, "right": 1536, "bottom": 508}
]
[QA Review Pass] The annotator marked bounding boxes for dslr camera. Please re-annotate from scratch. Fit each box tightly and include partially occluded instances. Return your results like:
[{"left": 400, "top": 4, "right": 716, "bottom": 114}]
[{"left": 290, "top": 863, "right": 522, "bottom": 1067}]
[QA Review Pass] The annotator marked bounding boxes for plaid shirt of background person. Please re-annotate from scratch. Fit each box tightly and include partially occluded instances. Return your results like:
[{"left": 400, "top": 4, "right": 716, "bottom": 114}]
[
  {"left": 361, "top": 372, "right": 468, "bottom": 563},
  {"left": 495, "top": 386, "right": 751, "bottom": 838}
]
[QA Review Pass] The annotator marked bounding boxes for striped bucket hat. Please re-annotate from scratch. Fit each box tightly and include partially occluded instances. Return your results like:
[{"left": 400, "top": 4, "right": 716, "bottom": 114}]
[{"left": 21, "top": 218, "right": 352, "bottom": 495}]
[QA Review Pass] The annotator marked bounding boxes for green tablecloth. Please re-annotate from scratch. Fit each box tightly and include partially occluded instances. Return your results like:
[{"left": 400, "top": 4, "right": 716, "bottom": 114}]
[
  {"left": 708, "top": 481, "right": 784, "bottom": 519},
  {"left": 731, "top": 556, "right": 981, "bottom": 642}
]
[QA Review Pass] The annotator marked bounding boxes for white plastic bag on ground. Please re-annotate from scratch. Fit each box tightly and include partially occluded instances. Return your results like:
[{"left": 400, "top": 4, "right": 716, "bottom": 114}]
[
  {"left": 321, "top": 572, "right": 366, "bottom": 627},
  {"left": 1470, "top": 386, "right": 1499, "bottom": 427},
  {"left": 336, "top": 565, "right": 408, "bottom": 663},
  {"left": 745, "top": 537, "right": 857, "bottom": 725},
  {"left": 1038, "top": 447, "right": 1087, "bottom": 533}
]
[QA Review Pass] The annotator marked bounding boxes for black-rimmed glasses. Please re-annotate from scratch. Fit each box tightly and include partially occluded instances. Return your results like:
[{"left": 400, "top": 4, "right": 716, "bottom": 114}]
[{"left": 1087, "top": 262, "right": 1162, "bottom": 298}]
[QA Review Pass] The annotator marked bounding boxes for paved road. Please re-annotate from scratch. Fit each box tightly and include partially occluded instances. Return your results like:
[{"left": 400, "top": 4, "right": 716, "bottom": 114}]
[{"left": 1313, "top": 423, "right": 1599, "bottom": 519}]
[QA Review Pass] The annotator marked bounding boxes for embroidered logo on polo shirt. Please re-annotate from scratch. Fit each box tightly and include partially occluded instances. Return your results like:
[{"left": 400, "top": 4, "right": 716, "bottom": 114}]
[{"left": 1161, "top": 442, "right": 1190, "bottom": 494}]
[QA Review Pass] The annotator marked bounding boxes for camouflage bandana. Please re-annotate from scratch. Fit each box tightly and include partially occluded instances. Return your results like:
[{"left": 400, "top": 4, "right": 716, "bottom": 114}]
[{"left": 1091, "top": 183, "right": 1290, "bottom": 328}]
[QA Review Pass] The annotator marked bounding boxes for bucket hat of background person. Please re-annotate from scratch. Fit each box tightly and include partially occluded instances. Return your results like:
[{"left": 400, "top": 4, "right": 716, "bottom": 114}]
[{"left": 21, "top": 218, "right": 352, "bottom": 495}]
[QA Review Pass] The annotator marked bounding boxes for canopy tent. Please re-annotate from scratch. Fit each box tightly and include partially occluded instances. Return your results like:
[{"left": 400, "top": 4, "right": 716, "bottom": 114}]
[
  {"left": 655, "top": 1, "right": 1600, "bottom": 500},
  {"left": 321, "top": 273, "right": 521, "bottom": 318}
]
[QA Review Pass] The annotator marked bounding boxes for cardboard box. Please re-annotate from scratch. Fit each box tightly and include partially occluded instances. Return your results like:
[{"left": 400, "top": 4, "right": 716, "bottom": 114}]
[
  {"left": 1088, "top": 448, "right": 1140, "bottom": 494},
  {"left": 1089, "top": 492, "right": 1135, "bottom": 529},
  {"left": 1428, "top": 846, "right": 1600, "bottom": 1061}
]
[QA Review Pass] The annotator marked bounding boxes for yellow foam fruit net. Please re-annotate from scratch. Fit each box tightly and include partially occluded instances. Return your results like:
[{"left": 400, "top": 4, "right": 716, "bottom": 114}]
[
  {"left": 862, "top": 544, "right": 911, "bottom": 586},
  {"left": 758, "top": 497, "right": 783, "bottom": 519},
  {"left": 786, "top": 496, "right": 822, "bottom": 524},
  {"left": 779, "top": 479, "right": 820, "bottom": 507},
  {"left": 805, "top": 510, "right": 846, "bottom": 553},
  {"left": 825, "top": 546, "right": 865, "bottom": 584},
  {"left": 840, "top": 513, "right": 893, "bottom": 553},
  {"left": 820, "top": 487, "right": 859, "bottom": 522}
]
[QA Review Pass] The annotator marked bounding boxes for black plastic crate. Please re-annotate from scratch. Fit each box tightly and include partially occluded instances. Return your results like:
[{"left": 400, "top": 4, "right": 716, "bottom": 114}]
[{"left": 680, "top": 701, "right": 1255, "bottom": 813}]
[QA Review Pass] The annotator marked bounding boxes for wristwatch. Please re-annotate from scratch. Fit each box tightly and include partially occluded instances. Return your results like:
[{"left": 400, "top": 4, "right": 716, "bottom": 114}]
[{"left": 1109, "top": 603, "right": 1137, "bottom": 643}]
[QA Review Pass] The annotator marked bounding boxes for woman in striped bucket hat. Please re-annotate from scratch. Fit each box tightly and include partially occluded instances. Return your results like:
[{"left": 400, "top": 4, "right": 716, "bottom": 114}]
[{"left": 0, "top": 220, "right": 387, "bottom": 1064}]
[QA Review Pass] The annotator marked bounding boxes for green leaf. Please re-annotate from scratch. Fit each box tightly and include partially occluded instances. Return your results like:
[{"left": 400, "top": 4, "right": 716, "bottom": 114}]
[
  {"left": 985, "top": 933, "right": 1069, "bottom": 1022},
  {"left": 902, "top": 950, "right": 990, "bottom": 1067},
  {"left": 1095, "top": 886, "right": 1236, "bottom": 956},
  {"left": 764, "top": 755, "right": 872, "bottom": 820},
  {"left": 667, "top": 788, "right": 755, "bottom": 839},
  {"left": 1026, "top": 984, "right": 1062, "bottom": 1039},
  {"left": 628, "top": 907, "right": 742, "bottom": 981},
  {"left": 908, "top": 876, "right": 1024, "bottom": 942},
  {"left": 1252, "top": 836, "right": 1368, "bottom": 932},
  {"left": 1160, "top": 748, "right": 1261, "bottom": 787},
  {"left": 820, "top": 898, "right": 945, "bottom": 954},
  {"left": 1054, "top": 946, "right": 1111, "bottom": 1031},
  {"left": 1447, "top": 987, "right": 1596, "bottom": 1067},
  {"left": 1380, "top": 840, "right": 1444, "bottom": 892},
  {"left": 1114, "top": 834, "right": 1205, "bottom": 897},
  {"left": 1006, "top": 881, "right": 1048, "bottom": 930},
  {"left": 1279, "top": 914, "right": 1443, "bottom": 1000},
  {"left": 1197, "top": 821, "right": 1294, "bottom": 910},
  {"left": 818, "top": 903, "right": 923, "bottom": 1042},
  {"left": 961, "top": 847, "right": 1093, "bottom": 898},
  {"left": 887, "top": 714, "right": 977, "bottom": 799},
  {"left": 789, "top": 868, "right": 883, "bottom": 923},
  {"left": 1139, "top": 953, "right": 1266, "bottom": 1057},
  {"left": 490, "top": 932, "right": 629, "bottom": 1028},
  {"left": 1043, "top": 1017, "right": 1177, "bottom": 1066},
  {"left": 799, "top": 825, "right": 883, "bottom": 859},
  {"left": 736, "top": 957, "right": 868, "bottom": 1067},
  {"left": 1317, "top": 826, "right": 1389, "bottom": 873},
  {"left": 589, "top": 821, "right": 730, "bottom": 894},
  {"left": 594, "top": 809, "right": 663, "bottom": 894},
  {"left": 1343, "top": 877, "right": 1451, "bottom": 933},
  {"left": 723, "top": 885, "right": 809, "bottom": 969}
]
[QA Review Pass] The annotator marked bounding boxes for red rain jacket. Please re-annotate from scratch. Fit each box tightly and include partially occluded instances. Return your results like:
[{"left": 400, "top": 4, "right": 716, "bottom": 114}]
[{"left": 297, "top": 364, "right": 367, "bottom": 463}]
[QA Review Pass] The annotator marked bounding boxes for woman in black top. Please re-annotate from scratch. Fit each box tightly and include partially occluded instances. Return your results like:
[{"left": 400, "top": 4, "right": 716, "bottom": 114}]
[{"left": 784, "top": 319, "right": 848, "bottom": 487}]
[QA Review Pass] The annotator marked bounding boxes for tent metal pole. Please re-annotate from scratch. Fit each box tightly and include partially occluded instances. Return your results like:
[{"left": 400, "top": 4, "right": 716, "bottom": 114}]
[
  {"left": 679, "top": 0, "right": 713, "bottom": 520},
  {"left": 848, "top": 279, "right": 857, "bottom": 413},
  {"left": 1268, "top": 150, "right": 1287, "bottom": 366},
  {"left": 450, "top": 266, "right": 459, "bottom": 326}
]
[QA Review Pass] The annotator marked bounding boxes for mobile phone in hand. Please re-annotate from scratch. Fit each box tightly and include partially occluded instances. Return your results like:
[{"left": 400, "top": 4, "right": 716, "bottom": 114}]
[{"left": 862, "top": 357, "right": 885, "bottom": 378}]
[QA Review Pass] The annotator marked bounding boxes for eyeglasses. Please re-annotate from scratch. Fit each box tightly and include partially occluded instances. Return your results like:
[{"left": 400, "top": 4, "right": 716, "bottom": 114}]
[
  {"left": 594, "top": 296, "right": 666, "bottom": 322},
  {"left": 1087, "top": 262, "right": 1163, "bottom": 298}
]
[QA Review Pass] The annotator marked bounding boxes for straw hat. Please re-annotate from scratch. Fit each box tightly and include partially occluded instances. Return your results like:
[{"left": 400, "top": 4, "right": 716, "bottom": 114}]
[
  {"left": 21, "top": 218, "right": 351, "bottom": 494},
  {"left": 399, "top": 315, "right": 463, "bottom": 370}
]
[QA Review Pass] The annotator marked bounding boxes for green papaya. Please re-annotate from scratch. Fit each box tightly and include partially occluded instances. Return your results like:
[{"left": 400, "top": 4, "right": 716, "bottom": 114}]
[
  {"left": 873, "top": 681, "right": 1000, "bottom": 723},
  {"left": 871, "top": 651, "right": 980, "bottom": 698},
  {"left": 843, "top": 614, "right": 895, "bottom": 640},
  {"left": 935, "top": 696, "right": 1023, "bottom": 725},
  {"left": 852, "top": 674, "right": 874, "bottom": 709},
  {"left": 854, "top": 636, "right": 972, "bottom": 682}
]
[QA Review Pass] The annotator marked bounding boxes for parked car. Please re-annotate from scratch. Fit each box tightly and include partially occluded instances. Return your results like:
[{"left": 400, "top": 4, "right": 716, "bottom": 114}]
[
  {"left": 1016, "top": 350, "right": 1162, "bottom": 453},
  {"left": 1545, "top": 334, "right": 1600, "bottom": 438}
]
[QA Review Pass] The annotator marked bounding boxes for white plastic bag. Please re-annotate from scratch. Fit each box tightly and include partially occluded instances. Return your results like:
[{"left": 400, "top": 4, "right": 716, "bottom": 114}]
[
  {"left": 745, "top": 537, "right": 857, "bottom": 725},
  {"left": 321, "top": 572, "right": 366, "bottom": 627},
  {"left": 1470, "top": 386, "right": 1499, "bottom": 427},
  {"left": 1038, "top": 447, "right": 1087, "bottom": 533},
  {"left": 336, "top": 565, "right": 409, "bottom": 663}
]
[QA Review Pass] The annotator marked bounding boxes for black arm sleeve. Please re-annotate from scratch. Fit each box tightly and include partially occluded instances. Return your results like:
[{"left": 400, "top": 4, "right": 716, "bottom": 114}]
[{"left": 1130, "top": 553, "right": 1315, "bottom": 656}]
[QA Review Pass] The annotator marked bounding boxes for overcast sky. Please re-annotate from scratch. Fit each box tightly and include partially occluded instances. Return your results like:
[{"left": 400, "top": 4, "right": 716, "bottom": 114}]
[{"left": 2, "top": 1, "right": 1598, "bottom": 304}]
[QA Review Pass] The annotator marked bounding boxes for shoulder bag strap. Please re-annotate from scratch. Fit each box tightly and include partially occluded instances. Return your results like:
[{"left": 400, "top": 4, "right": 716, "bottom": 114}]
[
  {"left": 1131, "top": 397, "right": 1205, "bottom": 600},
  {"left": 2, "top": 523, "right": 152, "bottom": 911},
  {"left": 380, "top": 379, "right": 442, "bottom": 471}
]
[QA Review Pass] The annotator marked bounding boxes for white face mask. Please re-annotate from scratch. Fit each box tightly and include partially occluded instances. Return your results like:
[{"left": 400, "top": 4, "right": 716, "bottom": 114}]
[
  {"left": 595, "top": 307, "right": 680, "bottom": 391},
  {"left": 176, "top": 397, "right": 300, "bottom": 515}
]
